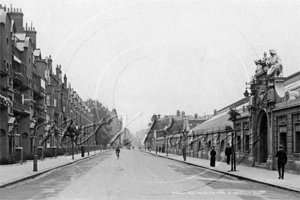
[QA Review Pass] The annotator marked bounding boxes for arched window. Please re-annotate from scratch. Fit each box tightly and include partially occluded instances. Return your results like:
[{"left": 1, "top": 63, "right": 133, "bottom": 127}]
[
  {"left": 207, "top": 141, "right": 211, "bottom": 150},
  {"left": 22, "top": 132, "right": 28, "bottom": 139},
  {"left": 0, "top": 129, "right": 6, "bottom": 150},
  {"left": 220, "top": 140, "right": 225, "bottom": 152},
  {"left": 0, "top": 129, "right": 5, "bottom": 137},
  {"left": 198, "top": 141, "right": 201, "bottom": 151}
]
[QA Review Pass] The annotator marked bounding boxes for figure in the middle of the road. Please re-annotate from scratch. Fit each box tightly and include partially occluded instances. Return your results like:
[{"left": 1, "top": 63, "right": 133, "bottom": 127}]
[
  {"left": 115, "top": 147, "right": 120, "bottom": 159},
  {"left": 210, "top": 146, "right": 216, "bottom": 167},
  {"left": 225, "top": 143, "right": 232, "bottom": 165}
]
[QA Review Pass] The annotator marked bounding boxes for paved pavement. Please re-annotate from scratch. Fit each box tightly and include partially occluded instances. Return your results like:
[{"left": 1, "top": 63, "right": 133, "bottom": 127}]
[
  {"left": 147, "top": 151, "right": 300, "bottom": 193},
  {"left": 0, "top": 149, "right": 105, "bottom": 188}
]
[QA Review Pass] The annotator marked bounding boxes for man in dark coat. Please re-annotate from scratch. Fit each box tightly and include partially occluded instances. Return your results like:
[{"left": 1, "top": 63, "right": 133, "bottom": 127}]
[
  {"left": 225, "top": 143, "right": 232, "bottom": 165},
  {"left": 276, "top": 145, "right": 287, "bottom": 179},
  {"left": 210, "top": 146, "right": 216, "bottom": 167}
]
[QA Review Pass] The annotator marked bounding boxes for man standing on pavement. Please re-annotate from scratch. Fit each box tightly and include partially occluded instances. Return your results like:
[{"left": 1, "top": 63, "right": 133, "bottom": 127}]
[
  {"left": 276, "top": 145, "right": 287, "bottom": 179},
  {"left": 225, "top": 143, "right": 232, "bottom": 165}
]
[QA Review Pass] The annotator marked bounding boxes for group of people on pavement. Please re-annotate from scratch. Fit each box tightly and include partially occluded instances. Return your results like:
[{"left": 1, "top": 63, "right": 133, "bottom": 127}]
[{"left": 206, "top": 143, "right": 288, "bottom": 179}]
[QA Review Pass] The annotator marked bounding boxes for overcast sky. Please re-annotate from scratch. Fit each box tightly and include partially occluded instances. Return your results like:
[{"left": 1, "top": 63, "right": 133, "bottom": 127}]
[{"left": 3, "top": 0, "right": 300, "bottom": 134}]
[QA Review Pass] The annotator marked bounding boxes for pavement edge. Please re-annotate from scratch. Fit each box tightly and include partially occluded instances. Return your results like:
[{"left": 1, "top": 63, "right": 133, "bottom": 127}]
[
  {"left": 143, "top": 151, "right": 300, "bottom": 193},
  {"left": 0, "top": 151, "right": 106, "bottom": 189}
]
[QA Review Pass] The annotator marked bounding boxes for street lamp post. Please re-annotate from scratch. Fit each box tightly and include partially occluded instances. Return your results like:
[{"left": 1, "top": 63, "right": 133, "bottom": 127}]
[
  {"left": 231, "top": 130, "right": 234, "bottom": 171},
  {"left": 227, "top": 108, "right": 240, "bottom": 172},
  {"left": 33, "top": 120, "right": 53, "bottom": 171},
  {"left": 163, "top": 131, "right": 168, "bottom": 156}
]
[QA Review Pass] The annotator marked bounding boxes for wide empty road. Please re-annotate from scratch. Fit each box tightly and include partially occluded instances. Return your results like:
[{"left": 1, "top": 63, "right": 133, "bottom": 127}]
[{"left": 0, "top": 149, "right": 299, "bottom": 200}]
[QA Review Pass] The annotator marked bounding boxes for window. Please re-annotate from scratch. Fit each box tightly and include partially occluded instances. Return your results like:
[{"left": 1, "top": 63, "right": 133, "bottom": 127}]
[
  {"left": 245, "top": 135, "right": 250, "bottom": 151},
  {"left": 54, "top": 98, "right": 57, "bottom": 107},
  {"left": 279, "top": 125, "right": 287, "bottom": 151},
  {"left": 295, "top": 124, "right": 300, "bottom": 153},
  {"left": 220, "top": 140, "right": 225, "bottom": 152},
  {"left": 46, "top": 114, "right": 50, "bottom": 122},
  {"left": 46, "top": 95, "right": 50, "bottom": 105},
  {"left": 237, "top": 136, "right": 241, "bottom": 151}
]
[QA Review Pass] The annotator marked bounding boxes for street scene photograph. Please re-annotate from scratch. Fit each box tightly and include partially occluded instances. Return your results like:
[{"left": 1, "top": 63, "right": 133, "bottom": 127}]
[{"left": 0, "top": 0, "right": 300, "bottom": 199}]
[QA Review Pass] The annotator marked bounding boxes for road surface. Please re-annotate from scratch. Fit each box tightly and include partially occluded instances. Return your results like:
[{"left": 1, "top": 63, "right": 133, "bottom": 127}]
[{"left": 0, "top": 149, "right": 299, "bottom": 200}]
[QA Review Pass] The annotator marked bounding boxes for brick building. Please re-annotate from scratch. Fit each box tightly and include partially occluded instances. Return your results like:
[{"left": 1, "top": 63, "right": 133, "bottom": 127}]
[{"left": 0, "top": 6, "right": 98, "bottom": 159}]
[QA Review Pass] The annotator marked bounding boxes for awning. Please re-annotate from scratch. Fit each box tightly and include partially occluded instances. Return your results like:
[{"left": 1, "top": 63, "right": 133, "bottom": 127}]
[
  {"left": 13, "top": 55, "right": 21, "bottom": 64},
  {"left": 188, "top": 112, "right": 232, "bottom": 136},
  {"left": 191, "top": 135, "right": 203, "bottom": 143}
]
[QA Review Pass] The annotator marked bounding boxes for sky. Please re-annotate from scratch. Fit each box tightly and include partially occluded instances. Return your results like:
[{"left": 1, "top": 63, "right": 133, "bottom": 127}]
[{"left": 2, "top": 0, "right": 300, "bottom": 134}]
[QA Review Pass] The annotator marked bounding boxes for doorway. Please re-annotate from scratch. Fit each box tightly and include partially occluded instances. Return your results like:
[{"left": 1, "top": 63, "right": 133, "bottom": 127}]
[{"left": 257, "top": 110, "right": 268, "bottom": 163}]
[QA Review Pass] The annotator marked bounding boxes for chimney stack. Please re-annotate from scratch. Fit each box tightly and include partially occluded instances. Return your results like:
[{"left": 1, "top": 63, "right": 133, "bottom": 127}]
[
  {"left": 25, "top": 21, "right": 37, "bottom": 49},
  {"left": 9, "top": 6, "right": 24, "bottom": 32},
  {"left": 214, "top": 109, "right": 218, "bottom": 116},
  {"left": 64, "top": 74, "right": 67, "bottom": 87}
]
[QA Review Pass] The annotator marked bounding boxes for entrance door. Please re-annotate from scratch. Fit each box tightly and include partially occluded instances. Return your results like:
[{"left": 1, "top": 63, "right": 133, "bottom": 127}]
[{"left": 258, "top": 111, "right": 268, "bottom": 163}]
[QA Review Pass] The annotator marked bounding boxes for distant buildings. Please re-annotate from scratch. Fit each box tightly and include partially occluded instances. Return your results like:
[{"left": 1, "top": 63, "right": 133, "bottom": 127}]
[{"left": 142, "top": 111, "right": 210, "bottom": 150}]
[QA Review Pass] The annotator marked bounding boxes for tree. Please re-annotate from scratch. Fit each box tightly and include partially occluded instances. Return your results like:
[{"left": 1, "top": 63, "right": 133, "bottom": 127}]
[
  {"left": 227, "top": 107, "right": 241, "bottom": 171},
  {"left": 85, "top": 98, "right": 112, "bottom": 145}
]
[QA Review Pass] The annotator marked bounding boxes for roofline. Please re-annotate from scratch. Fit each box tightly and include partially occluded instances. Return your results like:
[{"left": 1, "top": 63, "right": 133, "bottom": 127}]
[{"left": 218, "top": 97, "right": 249, "bottom": 113}]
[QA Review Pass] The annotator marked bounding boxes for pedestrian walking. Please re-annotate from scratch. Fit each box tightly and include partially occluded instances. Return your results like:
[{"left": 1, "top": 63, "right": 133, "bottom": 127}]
[
  {"left": 210, "top": 146, "right": 216, "bottom": 167},
  {"left": 115, "top": 147, "right": 120, "bottom": 159},
  {"left": 225, "top": 143, "right": 232, "bottom": 165},
  {"left": 276, "top": 145, "right": 287, "bottom": 179}
]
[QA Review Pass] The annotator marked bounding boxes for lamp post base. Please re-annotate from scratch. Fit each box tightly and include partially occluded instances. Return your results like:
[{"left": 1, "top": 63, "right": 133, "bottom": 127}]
[{"left": 33, "top": 155, "right": 38, "bottom": 171}]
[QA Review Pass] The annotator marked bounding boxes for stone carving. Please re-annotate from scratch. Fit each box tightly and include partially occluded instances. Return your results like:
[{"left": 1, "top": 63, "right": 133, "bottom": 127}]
[
  {"left": 284, "top": 91, "right": 300, "bottom": 101},
  {"left": 267, "top": 49, "right": 283, "bottom": 78},
  {"left": 254, "top": 52, "right": 269, "bottom": 75}
]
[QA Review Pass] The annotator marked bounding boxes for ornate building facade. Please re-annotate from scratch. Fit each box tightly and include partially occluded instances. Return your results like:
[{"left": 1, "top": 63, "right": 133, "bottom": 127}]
[{"left": 149, "top": 53, "right": 300, "bottom": 173}]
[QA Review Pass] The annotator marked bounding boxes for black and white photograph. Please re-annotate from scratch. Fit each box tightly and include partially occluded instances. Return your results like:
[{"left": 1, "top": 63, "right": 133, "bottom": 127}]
[{"left": 0, "top": 0, "right": 300, "bottom": 199}]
